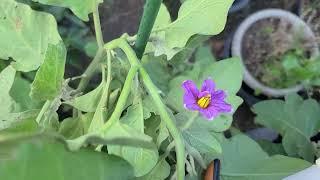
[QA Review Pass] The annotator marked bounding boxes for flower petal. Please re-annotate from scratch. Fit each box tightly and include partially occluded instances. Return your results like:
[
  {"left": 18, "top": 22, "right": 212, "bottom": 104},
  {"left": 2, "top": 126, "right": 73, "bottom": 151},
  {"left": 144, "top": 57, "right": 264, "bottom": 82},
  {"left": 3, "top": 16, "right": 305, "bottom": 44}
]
[
  {"left": 198, "top": 91, "right": 210, "bottom": 98},
  {"left": 201, "top": 79, "right": 215, "bottom": 93},
  {"left": 182, "top": 80, "right": 199, "bottom": 105},
  {"left": 211, "top": 90, "right": 226, "bottom": 100},
  {"left": 211, "top": 101, "right": 232, "bottom": 113},
  {"left": 184, "top": 103, "right": 201, "bottom": 111},
  {"left": 199, "top": 106, "right": 219, "bottom": 120}
]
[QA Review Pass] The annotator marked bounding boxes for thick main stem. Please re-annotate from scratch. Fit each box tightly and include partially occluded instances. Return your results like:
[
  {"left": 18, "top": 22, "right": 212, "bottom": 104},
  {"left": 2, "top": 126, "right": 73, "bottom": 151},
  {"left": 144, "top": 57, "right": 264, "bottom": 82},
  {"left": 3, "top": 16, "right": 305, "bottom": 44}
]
[{"left": 134, "top": 0, "right": 162, "bottom": 59}]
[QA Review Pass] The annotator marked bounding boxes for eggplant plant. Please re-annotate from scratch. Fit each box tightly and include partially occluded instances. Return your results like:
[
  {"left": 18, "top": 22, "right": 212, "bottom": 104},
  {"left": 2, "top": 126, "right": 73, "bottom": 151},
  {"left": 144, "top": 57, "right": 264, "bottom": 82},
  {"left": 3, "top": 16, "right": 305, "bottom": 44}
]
[{"left": 0, "top": 0, "right": 313, "bottom": 179}]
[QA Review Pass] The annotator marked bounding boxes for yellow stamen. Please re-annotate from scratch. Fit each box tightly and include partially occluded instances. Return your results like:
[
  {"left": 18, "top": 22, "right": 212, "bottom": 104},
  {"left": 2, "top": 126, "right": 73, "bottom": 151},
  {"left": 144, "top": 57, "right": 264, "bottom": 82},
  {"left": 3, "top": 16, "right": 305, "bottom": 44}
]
[{"left": 197, "top": 94, "right": 211, "bottom": 109}]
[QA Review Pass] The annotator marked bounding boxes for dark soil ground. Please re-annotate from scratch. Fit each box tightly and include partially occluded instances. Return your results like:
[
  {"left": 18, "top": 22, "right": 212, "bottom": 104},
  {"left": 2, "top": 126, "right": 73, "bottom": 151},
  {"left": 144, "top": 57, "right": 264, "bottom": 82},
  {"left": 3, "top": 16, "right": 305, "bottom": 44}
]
[{"left": 97, "top": 0, "right": 301, "bottom": 132}]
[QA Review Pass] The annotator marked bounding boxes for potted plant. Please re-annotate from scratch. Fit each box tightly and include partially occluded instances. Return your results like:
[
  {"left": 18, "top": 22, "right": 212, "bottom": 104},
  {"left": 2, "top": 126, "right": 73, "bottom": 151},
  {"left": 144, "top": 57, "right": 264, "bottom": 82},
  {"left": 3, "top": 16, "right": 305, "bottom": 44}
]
[{"left": 232, "top": 9, "right": 319, "bottom": 97}]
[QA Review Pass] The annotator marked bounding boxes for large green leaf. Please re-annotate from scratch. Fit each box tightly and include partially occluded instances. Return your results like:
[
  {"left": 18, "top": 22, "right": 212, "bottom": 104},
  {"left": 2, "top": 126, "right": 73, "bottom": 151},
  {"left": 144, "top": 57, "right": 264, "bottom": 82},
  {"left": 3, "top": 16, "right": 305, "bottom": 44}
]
[
  {"left": 176, "top": 112, "right": 222, "bottom": 154},
  {"left": 148, "top": 0, "right": 233, "bottom": 58},
  {"left": 32, "top": 0, "right": 103, "bottom": 21},
  {"left": 253, "top": 94, "right": 320, "bottom": 161},
  {"left": 31, "top": 42, "right": 66, "bottom": 101},
  {"left": 109, "top": 102, "right": 159, "bottom": 177},
  {"left": 138, "top": 157, "right": 171, "bottom": 180},
  {"left": 0, "top": 138, "right": 134, "bottom": 180},
  {"left": 0, "top": 66, "right": 16, "bottom": 116},
  {"left": 0, "top": 0, "right": 62, "bottom": 71},
  {"left": 218, "top": 135, "right": 311, "bottom": 180}
]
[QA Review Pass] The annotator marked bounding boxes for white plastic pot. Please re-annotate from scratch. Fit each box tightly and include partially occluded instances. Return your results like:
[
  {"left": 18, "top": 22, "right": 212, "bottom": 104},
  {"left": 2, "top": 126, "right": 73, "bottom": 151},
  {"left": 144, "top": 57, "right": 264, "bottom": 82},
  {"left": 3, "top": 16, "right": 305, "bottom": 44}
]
[{"left": 232, "top": 9, "right": 319, "bottom": 97}]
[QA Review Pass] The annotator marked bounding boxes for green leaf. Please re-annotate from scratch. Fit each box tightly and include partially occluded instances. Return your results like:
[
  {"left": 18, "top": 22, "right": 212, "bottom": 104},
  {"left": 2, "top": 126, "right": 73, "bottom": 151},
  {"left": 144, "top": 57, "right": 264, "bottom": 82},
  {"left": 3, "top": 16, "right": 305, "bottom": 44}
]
[
  {"left": 145, "top": 4, "right": 179, "bottom": 59},
  {"left": 0, "top": 66, "right": 16, "bottom": 117},
  {"left": 150, "top": 0, "right": 233, "bottom": 57},
  {"left": 58, "top": 113, "right": 93, "bottom": 139},
  {"left": 253, "top": 94, "right": 320, "bottom": 161},
  {"left": 84, "top": 40, "right": 98, "bottom": 58},
  {"left": 0, "top": 138, "right": 134, "bottom": 180},
  {"left": 219, "top": 134, "right": 311, "bottom": 180},
  {"left": 109, "top": 103, "right": 159, "bottom": 177},
  {"left": 170, "top": 35, "right": 209, "bottom": 66},
  {"left": 0, "top": 110, "right": 38, "bottom": 132},
  {"left": 31, "top": 42, "right": 66, "bottom": 101},
  {"left": 195, "top": 45, "right": 216, "bottom": 63},
  {"left": 200, "top": 57, "right": 243, "bottom": 94},
  {"left": 0, "top": 66, "right": 16, "bottom": 114},
  {"left": 64, "top": 82, "right": 105, "bottom": 112},
  {"left": 257, "top": 140, "right": 287, "bottom": 156},
  {"left": 138, "top": 158, "right": 171, "bottom": 180},
  {"left": 142, "top": 55, "right": 171, "bottom": 93},
  {"left": 0, "top": 0, "right": 62, "bottom": 71},
  {"left": 176, "top": 112, "right": 222, "bottom": 154},
  {"left": 10, "top": 76, "right": 42, "bottom": 112},
  {"left": 65, "top": 128, "right": 155, "bottom": 152},
  {"left": 31, "top": 0, "right": 103, "bottom": 21}
]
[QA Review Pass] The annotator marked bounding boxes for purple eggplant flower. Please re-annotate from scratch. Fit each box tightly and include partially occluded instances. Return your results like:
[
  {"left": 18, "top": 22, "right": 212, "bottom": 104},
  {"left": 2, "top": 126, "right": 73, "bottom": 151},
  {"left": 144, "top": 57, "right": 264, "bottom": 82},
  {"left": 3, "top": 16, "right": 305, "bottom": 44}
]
[{"left": 182, "top": 79, "right": 232, "bottom": 120}]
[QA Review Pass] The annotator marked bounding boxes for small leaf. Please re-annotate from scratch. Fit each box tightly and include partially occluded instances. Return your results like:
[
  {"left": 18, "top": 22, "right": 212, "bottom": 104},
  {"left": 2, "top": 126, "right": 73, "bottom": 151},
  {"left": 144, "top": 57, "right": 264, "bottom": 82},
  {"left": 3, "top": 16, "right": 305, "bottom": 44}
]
[
  {"left": 31, "top": 42, "right": 66, "bottom": 101},
  {"left": 84, "top": 40, "right": 98, "bottom": 57},
  {"left": 66, "top": 122, "right": 155, "bottom": 151},
  {"left": 0, "top": 138, "right": 134, "bottom": 180},
  {"left": 109, "top": 103, "right": 159, "bottom": 177},
  {"left": 10, "top": 76, "right": 42, "bottom": 112},
  {"left": 31, "top": 0, "right": 103, "bottom": 21},
  {"left": 0, "top": 0, "right": 62, "bottom": 71},
  {"left": 0, "top": 110, "right": 39, "bottom": 132},
  {"left": 64, "top": 82, "right": 105, "bottom": 112},
  {"left": 0, "top": 66, "right": 16, "bottom": 117},
  {"left": 58, "top": 113, "right": 93, "bottom": 139}
]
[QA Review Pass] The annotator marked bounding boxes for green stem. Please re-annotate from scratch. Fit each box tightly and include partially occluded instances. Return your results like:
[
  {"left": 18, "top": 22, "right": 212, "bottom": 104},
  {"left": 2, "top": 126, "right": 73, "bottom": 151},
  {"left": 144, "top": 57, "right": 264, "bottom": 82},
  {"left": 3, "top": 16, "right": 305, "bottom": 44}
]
[
  {"left": 139, "top": 67, "right": 185, "bottom": 180},
  {"left": 105, "top": 50, "right": 112, "bottom": 106},
  {"left": 93, "top": 2, "right": 104, "bottom": 48},
  {"left": 76, "top": 49, "right": 104, "bottom": 92},
  {"left": 104, "top": 38, "right": 185, "bottom": 180},
  {"left": 36, "top": 100, "right": 51, "bottom": 124},
  {"left": 181, "top": 112, "right": 198, "bottom": 131},
  {"left": 89, "top": 51, "right": 113, "bottom": 133},
  {"left": 76, "top": 3, "right": 105, "bottom": 92},
  {"left": 134, "top": 0, "right": 162, "bottom": 59},
  {"left": 101, "top": 66, "right": 139, "bottom": 131}
]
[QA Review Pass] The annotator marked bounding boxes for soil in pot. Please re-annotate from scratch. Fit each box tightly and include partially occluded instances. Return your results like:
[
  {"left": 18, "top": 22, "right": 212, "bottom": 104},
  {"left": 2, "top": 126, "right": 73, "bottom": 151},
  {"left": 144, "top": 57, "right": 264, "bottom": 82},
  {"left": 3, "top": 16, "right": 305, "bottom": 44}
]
[{"left": 242, "top": 17, "right": 315, "bottom": 88}]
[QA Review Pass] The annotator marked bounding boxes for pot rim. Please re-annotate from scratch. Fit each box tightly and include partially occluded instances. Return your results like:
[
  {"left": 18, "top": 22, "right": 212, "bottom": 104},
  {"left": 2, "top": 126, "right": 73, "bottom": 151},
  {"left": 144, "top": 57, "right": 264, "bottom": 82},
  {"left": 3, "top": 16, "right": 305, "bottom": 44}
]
[{"left": 232, "top": 8, "right": 319, "bottom": 97}]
